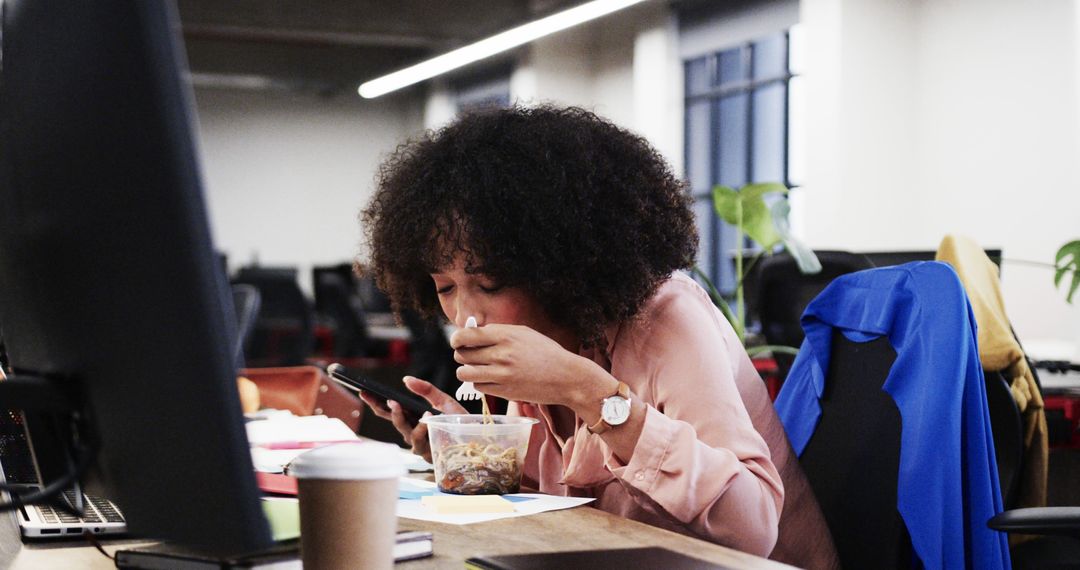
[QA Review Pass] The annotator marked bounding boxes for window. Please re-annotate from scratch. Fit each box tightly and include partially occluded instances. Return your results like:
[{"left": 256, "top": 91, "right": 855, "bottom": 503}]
[{"left": 684, "top": 31, "right": 799, "bottom": 295}]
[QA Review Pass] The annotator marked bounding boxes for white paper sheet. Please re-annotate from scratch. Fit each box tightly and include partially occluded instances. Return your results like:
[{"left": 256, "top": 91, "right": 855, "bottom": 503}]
[
  {"left": 395, "top": 483, "right": 595, "bottom": 525},
  {"left": 248, "top": 430, "right": 430, "bottom": 474},
  {"left": 251, "top": 447, "right": 310, "bottom": 473},
  {"left": 245, "top": 414, "right": 358, "bottom": 446},
  {"left": 399, "top": 449, "right": 434, "bottom": 472}
]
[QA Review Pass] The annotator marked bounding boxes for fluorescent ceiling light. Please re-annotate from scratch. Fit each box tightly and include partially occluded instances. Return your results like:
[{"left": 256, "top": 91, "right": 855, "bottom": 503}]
[{"left": 358, "top": 0, "right": 650, "bottom": 99}]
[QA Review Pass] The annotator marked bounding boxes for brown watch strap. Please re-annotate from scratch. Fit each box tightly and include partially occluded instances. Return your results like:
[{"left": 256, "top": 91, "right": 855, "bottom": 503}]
[{"left": 587, "top": 381, "right": 630, "bottom": 435}]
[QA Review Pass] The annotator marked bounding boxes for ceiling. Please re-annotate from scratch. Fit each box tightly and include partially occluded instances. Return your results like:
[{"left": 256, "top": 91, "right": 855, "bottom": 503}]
[{"left": 175, "top": 0, "right": 585, "bottom": 96}]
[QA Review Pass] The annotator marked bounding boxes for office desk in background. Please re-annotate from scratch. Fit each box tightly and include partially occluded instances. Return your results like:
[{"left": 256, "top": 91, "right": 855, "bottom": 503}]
[
  {"left": 366, "top": 312, "right": 411, "bottom": 342},
  {"left": 1, "top": 503, "right": 792, "bottom": 569}
]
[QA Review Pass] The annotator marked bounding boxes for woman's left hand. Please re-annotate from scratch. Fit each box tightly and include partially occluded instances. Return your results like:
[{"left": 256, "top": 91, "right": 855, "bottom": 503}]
[{"left": 450, "top": 323, "right": 615, "bottom": 411}]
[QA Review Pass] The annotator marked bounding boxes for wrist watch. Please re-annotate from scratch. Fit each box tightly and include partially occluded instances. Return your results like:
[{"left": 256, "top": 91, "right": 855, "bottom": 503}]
[{"left": 587, "top": 381, "right": 631, "bottom": 434}]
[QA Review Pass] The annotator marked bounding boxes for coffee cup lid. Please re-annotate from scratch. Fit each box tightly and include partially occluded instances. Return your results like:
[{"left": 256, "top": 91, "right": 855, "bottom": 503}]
[{"left": 287, "top": 442, "right": 405, "bottom": 480}]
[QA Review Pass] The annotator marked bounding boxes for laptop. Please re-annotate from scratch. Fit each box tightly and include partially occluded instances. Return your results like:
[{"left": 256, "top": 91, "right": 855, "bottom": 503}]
[{"left": 0, "top": 408, "right": 127, "bottom": 539}]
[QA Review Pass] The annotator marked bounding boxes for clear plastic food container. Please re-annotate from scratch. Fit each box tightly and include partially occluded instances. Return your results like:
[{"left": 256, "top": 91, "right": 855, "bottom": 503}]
[{"left": 419, "top": 414, "right": 539, "bottom": 495}]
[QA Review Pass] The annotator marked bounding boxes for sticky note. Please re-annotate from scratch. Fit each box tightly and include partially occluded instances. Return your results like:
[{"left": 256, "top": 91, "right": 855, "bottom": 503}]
[
  {"left": 420, "top": 494, "right": 515, "bottom": 514},
  {"left": 260, "top": 498, "right": 300, "bottom": 541}
]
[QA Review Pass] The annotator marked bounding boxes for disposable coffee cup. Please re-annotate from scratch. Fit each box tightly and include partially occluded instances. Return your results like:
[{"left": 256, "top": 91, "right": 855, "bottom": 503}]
[{"left": 288, "top": 442, "right": 405, "bottom": 570}]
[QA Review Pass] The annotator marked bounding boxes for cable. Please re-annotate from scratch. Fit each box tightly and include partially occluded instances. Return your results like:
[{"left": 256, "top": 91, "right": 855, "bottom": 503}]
[
  {"left": 83, "top": 530, "right": 115, "bottom": 561},
  {"left": 0, "top": 412, "right": 97, "bottom": 513},
  {"left": 0, "top": 444, "right": 92, "bottom": 512}
]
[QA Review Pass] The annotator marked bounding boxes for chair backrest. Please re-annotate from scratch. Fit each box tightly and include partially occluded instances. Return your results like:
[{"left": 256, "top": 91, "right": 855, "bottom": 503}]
[
  {"left": 232, "top": 266, "right": 314, "bottom": 366},
  {"left": 356, "top": 273, "right": 393, "bottom": 314},
  {"left": 230, "top": 283, "right": 261, "bottom": 367},
  {"left": 312, "top": 270, "right": 370, "bottom": 357},
  {"left": 984, "top": 369, "right": 1023, "bottom": 509},
  {"left": 799, "top": 332, "right": 911, "bottom": 569},
  {"left": 757, "top": 251, "right": 874, "bottom": 378}
]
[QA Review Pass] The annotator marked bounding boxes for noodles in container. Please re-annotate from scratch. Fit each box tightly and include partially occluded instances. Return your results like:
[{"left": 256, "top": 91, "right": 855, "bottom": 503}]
[{"left": 419, "top": 414, "right": 539, "bottom": 495}]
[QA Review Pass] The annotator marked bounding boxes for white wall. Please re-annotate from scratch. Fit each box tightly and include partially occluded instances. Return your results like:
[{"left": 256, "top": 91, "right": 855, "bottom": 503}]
[
  {"left": 799, "top": 0, "right": 1080, "bottom": 349},
  {"left": 192, "top": 88, "right": 424, "bottom": 291}
]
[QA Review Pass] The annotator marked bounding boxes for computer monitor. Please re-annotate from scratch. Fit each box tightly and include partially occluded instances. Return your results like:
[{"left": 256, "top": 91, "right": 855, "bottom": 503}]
[
  {"left": 0, "top": 0, "right": 272, "bottom": 554},
  {"left": 860, "top": 249, "right": 1003, "bottom": 271}
]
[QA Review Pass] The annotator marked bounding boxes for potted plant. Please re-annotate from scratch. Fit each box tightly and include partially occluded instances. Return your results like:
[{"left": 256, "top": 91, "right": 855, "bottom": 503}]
[{"left": 692, "top": 182, "right": 820, "bottom": 357}]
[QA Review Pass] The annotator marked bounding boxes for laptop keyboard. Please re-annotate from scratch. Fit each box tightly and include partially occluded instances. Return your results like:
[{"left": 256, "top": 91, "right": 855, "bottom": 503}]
[{"left": 34, "top": 490, "right": 125, "bottom": 524}]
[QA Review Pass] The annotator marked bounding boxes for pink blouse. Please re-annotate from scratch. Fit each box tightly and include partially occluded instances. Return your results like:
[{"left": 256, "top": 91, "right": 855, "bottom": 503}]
[{"left": 510, "top": 273, "right": 837, "bottom": 568}]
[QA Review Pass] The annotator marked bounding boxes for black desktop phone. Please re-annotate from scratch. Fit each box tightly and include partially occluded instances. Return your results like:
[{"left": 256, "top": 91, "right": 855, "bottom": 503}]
[{"left": 326, "top": 364, "right": 439, "bottom": 423}]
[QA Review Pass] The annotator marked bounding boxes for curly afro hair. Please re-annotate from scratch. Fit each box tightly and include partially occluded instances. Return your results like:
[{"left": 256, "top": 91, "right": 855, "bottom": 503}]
[{"left": 361, "top": 105, "right": 698, "bottom": 346}]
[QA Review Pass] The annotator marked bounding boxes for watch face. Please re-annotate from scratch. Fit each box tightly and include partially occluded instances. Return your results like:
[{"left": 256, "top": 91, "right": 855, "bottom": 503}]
[{"left": 601, "top": 396, "right": 631, "bottom": 426}]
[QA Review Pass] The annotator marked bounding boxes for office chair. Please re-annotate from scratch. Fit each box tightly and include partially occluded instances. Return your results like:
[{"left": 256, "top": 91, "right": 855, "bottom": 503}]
[
  {"left": 797, "top": 346, "right": 1022, "bottom": 569},
  {"left": 756, "top": 251, "right": 874, "bottom": 381},
  {"left": 989, "top": 358, "right": 1080, "bottom": 569},
  {"left": 776, "top": 262, "right": 1011, "bottom": 569},
  {"left": 355, "top": 273, "right": 393, "bottom": 314},
  {"left": 798, "top": 332, "right": 911, "bottom": 568},
  {"left": 986, "top": 369, "right": 1024, "bottom": 509},
  {"left": 230, "top": 283, "right": 261, "bottom": 368},
  {"left": 312, "top": 270, "right": 371, "bottom": 358},
  {"left": 232, "top": 266, "right": 315, "bottom": 367},
  {"left": 398, "top": 310, "right": 483, "bottom": 415}
]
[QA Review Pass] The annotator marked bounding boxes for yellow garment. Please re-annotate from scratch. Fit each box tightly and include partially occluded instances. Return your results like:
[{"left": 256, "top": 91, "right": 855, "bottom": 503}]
[
  {"left": 237, "top": 376, "right": 261, "bottom": 414},
  {"left": 936, "top": 235, "right": 1048, "bottom": 517}
]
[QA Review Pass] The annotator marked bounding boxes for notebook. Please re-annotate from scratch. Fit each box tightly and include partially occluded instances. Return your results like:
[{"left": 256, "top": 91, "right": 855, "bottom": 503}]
[
  {"left": 464, "top": 547, "right": 734, "bottom": 570},
  {"left": 114, "top": 531, "right": 434, "bottom": 569},
  {"left": 0, "top": 408, "right": 127, "bottom": 539}
]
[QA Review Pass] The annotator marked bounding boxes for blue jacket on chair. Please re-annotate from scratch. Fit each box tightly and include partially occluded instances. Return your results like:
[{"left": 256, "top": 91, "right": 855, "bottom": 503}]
[{"left": 775, "top": 261, "right": 1010, "bottom": 569}]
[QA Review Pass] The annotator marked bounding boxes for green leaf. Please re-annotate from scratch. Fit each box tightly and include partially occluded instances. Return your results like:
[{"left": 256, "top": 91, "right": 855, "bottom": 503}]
[
  {"left": 741, "top": 198, "right": 781, "bottom": 249},
  {"left": 711, "top": 183, "right": 788, "bottom": 250},
  {"left": 1055, "top": 240, "right": 1080, "bottom": 264},
  {"left": 770, "top": 200, "right": 821, "bottom": 274},
  {"left": 740, "top": 182, "right": 789, "bottom": 201},
  {"left": 711, "top": 186, "right": 741, "bottom": 225},
  {"left": 1054, "top": 240, "right": 1080, "bottom": 304}
]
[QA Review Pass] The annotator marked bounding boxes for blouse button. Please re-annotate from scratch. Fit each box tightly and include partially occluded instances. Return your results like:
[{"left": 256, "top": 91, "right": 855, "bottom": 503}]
[{"left": 634, "top": 471, "right": 645, "bottom": 481}]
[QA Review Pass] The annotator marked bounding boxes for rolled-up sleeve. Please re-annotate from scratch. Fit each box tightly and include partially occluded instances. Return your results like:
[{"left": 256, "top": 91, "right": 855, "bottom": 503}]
[{"left": 601, "top": 277, "right": 784, "bottom": 556}]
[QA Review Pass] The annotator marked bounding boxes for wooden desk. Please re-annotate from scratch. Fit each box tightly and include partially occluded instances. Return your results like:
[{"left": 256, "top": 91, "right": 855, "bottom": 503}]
[
  {"left": 2, "top": 504, "right": 792, "bottom": 569},
  {"left": 397, "top": 506, "right": 792, "bottom": 569}
]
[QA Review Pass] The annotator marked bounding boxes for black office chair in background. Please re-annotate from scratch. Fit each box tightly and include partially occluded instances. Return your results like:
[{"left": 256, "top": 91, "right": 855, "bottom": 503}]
[
  {"left": 985, "top": 368, "right": 1024, "bottom": 506},
  {"left": 756, "top": 251, "right": 874, "bottom": 380},
  {"left": 232, "top": 266, "right": 314, "bottom": 367},
  {"left": 230, "top": 283, "right": 261, "bottom": 368},
  {"left": 312, "top": 269, "right": 371, "bottom": 358},
  {"left": 355, "top": 272, "right": 393, "bottom": 315},
  {"left": 398, "top": 310, "right": 482, "bottom": 414},
  {"left": 989, "top": 359, "right": 1080, "bottom": 569}
]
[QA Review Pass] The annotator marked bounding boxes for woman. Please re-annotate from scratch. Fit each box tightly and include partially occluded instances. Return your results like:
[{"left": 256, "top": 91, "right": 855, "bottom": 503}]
[{"left": 359, "top": 105, "right": 836, "bottom": 567}]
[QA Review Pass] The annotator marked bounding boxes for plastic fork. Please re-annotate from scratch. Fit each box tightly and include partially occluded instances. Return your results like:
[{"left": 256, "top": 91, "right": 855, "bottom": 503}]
[{"left": 455, "top": 316, "right": 483, "bottom": 401}]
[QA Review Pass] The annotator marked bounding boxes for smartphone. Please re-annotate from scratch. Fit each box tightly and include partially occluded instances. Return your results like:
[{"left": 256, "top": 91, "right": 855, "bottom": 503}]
[{"left": 326, "top": 363, "right": 439, "bottom": 423}]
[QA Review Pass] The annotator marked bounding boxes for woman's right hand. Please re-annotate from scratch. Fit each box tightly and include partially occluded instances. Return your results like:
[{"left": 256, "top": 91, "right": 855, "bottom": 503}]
[{"left": 357, "top": 376, "right": 467, "bottom": 463}]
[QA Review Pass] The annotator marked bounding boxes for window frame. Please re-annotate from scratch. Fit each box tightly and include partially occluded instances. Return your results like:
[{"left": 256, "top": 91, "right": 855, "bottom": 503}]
[{"left": 684, "top": 31, "right": 798, "bottom": 296}]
